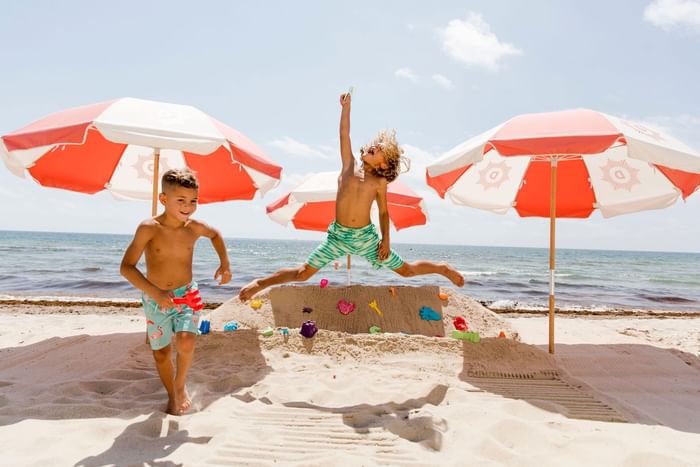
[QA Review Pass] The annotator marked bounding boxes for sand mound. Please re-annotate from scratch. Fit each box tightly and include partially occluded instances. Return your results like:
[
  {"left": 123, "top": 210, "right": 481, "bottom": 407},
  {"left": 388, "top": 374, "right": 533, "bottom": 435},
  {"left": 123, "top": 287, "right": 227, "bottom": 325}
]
[{"left": 211, "top": 285, "right": 518, "bottom": 339}]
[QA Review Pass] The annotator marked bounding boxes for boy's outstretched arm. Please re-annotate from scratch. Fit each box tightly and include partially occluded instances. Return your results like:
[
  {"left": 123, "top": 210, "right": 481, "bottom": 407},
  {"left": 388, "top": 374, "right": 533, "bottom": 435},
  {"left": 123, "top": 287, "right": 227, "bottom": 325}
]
[
  {"left": 194, "top": 221, "right": 232, "bottom": 285},
  {"left": 376, "top": 181, "right": 391, "bottom": 260},
  {"left": 120, "top": 222, "right": 174, "bottom": 308},
  {"left": 339, "top": 93, "right": 353, "bottom": 172}
]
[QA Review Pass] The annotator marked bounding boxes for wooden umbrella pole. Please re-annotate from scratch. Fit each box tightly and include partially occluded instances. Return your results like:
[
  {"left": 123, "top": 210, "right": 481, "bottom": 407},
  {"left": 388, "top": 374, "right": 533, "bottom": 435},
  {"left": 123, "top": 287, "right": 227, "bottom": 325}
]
[
  {"left": 548, "top": 158, "right": 558, "bottom": 354},
  {"left": 151, "top": 148, "right": 161, "bottom": 216},
  {"left": 346, "top": 254, "right": 351, "bottom": 285},
  {"left": 146, "top": 148, "right": 161, "bottom": 345}
]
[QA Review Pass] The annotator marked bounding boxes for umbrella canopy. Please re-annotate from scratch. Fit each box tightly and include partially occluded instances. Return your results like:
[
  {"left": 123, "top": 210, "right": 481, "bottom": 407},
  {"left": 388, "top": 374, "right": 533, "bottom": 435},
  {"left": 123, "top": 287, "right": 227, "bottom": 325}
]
[
  {"left": 266, "top": 171, "right": 428, "bottom": 232},
  {"left": 427, "top": 109, "right": 700, "bottom": 217},
  {"left": 1, "top": 97, "right": 282, "bottom": 208},
  {"left": 426, "top": 109, "right": 700, "bottom": 353}
]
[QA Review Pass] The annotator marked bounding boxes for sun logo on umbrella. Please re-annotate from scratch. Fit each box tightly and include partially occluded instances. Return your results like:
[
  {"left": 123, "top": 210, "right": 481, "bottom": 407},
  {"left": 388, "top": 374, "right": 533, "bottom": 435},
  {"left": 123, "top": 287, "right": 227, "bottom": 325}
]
[
  {"left": 131, "top": 154, "right": 171, "bottom": 182},
  {"left": 477, "top": 161, "right": 511, "bottom": 190},
  {"left": 620, "top": 120, "right": 664, "bottom": 142},
  {"left": 600, "top": 160, "right": 641, "bottom": 191}
]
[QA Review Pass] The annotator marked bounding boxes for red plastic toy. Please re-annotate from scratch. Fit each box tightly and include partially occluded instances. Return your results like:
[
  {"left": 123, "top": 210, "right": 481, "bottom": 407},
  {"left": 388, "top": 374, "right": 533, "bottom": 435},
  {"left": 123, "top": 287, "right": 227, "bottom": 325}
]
[
  {"left": 172, "top": 289, "right": 204, "bottom": 312},
  {"left": 453, "top": 316, "right": 468, "bottom": 331}
]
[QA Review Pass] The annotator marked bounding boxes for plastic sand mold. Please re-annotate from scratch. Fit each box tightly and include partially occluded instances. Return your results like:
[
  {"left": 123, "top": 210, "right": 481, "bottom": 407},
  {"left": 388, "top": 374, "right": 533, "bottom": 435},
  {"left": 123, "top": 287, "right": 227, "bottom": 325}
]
[{"left": 419, "top": 306, "right": 441, "bottom": 321}]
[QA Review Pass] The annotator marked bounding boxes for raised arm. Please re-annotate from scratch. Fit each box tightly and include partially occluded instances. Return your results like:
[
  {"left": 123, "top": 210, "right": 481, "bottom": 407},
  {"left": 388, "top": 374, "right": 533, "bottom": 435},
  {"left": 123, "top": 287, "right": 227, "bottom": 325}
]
[
  {"left": 339, "top": 92, "right": 354, "bottom": 172},
  {"left": 120, "top": 222, "right": 170, "bottom": 306},
  {"left": 192, "top": 221, "right": 232, "bottom": 285},
  {"left": 375, "top": 180, "right": 391, "bottom": 260}
]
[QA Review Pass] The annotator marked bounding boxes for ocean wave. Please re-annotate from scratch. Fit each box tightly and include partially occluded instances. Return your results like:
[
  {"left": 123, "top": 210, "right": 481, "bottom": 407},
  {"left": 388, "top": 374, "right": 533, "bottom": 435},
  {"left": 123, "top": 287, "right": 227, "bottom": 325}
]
[{"left": 639, "top": 294, "right": 697, "bottom": 304}]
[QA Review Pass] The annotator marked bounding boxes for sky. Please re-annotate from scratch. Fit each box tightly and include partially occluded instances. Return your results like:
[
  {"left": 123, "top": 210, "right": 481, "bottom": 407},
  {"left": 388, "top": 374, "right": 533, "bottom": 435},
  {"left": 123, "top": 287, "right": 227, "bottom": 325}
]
[{"left": 1, "top": 0, "right": 699, "bottom": 252}]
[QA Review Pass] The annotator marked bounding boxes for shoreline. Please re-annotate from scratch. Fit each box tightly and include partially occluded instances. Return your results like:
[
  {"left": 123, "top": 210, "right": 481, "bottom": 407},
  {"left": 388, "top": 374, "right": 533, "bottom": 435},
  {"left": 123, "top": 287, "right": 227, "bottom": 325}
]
[{"left": 1, "top": 298, "right": 699, "bottom": 318}]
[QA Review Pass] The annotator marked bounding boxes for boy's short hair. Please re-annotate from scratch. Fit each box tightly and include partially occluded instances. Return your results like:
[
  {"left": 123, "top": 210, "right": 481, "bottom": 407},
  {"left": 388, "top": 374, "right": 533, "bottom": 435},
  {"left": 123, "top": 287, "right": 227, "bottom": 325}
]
[
  {"left": 359, "top": 129, "right": 410, "bottom": 183},
  {"left": 161, "top": 168, "right": 199, "bottom": 191}
]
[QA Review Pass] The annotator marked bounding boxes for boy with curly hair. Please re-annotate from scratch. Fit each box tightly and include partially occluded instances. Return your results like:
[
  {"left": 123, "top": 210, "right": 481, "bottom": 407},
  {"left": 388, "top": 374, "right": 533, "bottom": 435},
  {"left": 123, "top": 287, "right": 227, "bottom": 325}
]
[{"left": 239, "top": 93, "right": 463, "bottom": 300}]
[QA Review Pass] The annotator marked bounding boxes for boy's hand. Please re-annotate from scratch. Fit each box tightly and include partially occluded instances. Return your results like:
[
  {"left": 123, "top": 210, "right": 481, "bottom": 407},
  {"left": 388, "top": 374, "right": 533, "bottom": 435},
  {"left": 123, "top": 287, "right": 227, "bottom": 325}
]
[
  {"left": 340, "top": 93, "right": 351, "bottom": 107},
  {"left": 378, "top": 238, "right": 390, "bottom": 261},
  {"left": 152, "top": 289, "right": 176, "bottom": 311},
  {"left": 215, "top": 264, "right": 232, "bottom": 285}
]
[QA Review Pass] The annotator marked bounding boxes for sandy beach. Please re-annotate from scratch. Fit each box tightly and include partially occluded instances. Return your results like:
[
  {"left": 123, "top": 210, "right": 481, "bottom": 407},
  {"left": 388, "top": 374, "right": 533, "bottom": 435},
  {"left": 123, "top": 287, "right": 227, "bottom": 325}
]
[{"left": 1, "top": 286, "right": 699, "bottom": 466}]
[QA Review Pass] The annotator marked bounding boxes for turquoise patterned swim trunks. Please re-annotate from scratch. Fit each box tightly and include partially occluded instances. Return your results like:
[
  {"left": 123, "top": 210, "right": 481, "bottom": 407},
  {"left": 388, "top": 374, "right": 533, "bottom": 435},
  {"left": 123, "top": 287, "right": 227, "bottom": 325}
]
[
  {"left": 142, "top": 281, "right": 200, "bottom": 350},
  {"left": 306, "top": 222, "right": 404, "bottom": 271}
]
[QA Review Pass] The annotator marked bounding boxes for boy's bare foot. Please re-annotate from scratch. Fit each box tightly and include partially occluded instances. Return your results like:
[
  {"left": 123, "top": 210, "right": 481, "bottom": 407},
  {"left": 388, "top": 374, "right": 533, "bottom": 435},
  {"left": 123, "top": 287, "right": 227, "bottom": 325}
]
[
  {"left": 166, "top": 398, "right": 178, "bottom": 416},
  {"left": 239, "top": 280, "right": 262, "bottom": 301},
  {"left": 173, "top": 386, "right": 192, "bottom": 415},
  {"left": 443, "top": 264, "right": 465, "bottom": 287}
]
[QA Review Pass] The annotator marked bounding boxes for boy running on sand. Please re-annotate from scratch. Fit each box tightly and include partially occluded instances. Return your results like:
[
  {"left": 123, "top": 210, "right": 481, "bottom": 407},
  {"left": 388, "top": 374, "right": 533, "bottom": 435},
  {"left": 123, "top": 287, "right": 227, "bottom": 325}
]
[
  {"left": 121, "top": 168, "right": 232, "bottom": 415},
  {"left": 239, "top": 92, "right": 464, "bottom": 300}
]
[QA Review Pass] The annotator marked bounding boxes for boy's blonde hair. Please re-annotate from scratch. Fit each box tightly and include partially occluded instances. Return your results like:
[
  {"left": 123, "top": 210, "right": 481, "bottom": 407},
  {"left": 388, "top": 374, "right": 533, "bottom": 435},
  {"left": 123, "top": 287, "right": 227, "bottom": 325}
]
[
  {"left": 161, "top": 168, "right": 199, "bottom": 191},
  {"left": 359, "top": 129, "right": 410, "bottom": 183}
]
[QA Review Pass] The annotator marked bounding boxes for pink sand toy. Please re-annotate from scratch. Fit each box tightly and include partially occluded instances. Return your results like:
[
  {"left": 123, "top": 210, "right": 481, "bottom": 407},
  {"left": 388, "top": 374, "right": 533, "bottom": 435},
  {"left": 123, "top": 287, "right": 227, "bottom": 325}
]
[
  {"left": 172, "top": 288, "right": 204, "bottom": 312},
  {"left": 320, "top": 278, "right": 329, "bottom": 288},
  {"left": 337, "top": 299, "right": 356, "bottom": 315}
]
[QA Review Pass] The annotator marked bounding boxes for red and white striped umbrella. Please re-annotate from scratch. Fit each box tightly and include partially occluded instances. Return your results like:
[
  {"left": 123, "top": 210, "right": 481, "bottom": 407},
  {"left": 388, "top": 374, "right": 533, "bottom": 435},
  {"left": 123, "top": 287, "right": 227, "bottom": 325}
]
[
  {"left": 266, "top": 171, "right": 428, "bottom": 231},
  {"left": 426, "top": 108, "right": 700, "bottom": 353},
  {"left": 1, "top": 97, "right": 282, "bottom": 211},
  {"left": 426, "top": 109, "right": 700, "bottom": 217}
]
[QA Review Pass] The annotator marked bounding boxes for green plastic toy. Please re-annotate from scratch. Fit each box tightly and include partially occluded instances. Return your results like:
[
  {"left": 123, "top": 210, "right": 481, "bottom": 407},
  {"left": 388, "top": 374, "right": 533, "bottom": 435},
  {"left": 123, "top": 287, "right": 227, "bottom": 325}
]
[
  {"left": 261, "top": 327, "right": 274, "bottom": 337},
  {"left": 369, "top": 325, "right": 382, "bottom": 334},
  {"left": 451, "top": 330, "right": 481, "bottom": 343}
]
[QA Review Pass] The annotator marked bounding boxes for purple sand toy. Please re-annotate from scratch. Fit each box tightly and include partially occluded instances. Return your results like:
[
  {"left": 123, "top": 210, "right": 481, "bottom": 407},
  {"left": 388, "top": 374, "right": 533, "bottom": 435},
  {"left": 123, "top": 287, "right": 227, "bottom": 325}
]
[
  {"left": 300, "top": 320, "right": 318, "bottom": 338},
  {"left": 320, "top": 278, "right": 329, "bottom": 288}
]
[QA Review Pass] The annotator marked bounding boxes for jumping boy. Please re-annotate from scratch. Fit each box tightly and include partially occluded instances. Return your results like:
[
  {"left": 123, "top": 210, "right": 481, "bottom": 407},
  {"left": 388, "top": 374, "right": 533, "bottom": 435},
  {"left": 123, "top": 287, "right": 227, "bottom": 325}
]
[
  {"left": 121, "top": 168, "right": 232, "bottom": 415},
  {"left": 239, "top": 92, "right": 464, "bottom": 300}
]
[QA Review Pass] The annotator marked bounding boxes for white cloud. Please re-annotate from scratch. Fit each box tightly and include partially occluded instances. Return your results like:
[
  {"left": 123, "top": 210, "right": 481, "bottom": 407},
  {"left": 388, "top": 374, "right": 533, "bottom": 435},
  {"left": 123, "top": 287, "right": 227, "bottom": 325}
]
[
  {"left": 644, "top": 0, "right": 700, "bottom": 30},
  {"left": 641, "top": 114, "right": 700, "bottom": 149},
  {"left": 401, "top": 144, "right": 438, "bottom": 183},
  {"left": 431, "top": 73, "right": 454, "bottom": 90},
  {"left": 394, "top": 67, "right": 420, "bottom": 83},
  {"left": 439, "top": 12, "right": 522, "bottom": 71},
  {"left": 268, "top": 137, "right": 333, "bottom": 159}
]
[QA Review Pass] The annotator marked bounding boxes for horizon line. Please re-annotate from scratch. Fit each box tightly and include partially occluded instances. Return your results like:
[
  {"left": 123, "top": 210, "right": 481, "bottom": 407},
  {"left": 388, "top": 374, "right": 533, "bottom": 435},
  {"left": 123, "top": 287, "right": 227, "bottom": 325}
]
[{"left": 1, "top": 228, "right": 699, "bottom": 255}]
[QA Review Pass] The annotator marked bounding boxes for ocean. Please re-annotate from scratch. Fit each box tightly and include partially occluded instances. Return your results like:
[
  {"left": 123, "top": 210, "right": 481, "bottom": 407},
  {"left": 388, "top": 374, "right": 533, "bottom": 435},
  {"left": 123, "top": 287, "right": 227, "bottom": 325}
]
[{"left": 0, "top": 230, "right": 699, "bottom": 312}]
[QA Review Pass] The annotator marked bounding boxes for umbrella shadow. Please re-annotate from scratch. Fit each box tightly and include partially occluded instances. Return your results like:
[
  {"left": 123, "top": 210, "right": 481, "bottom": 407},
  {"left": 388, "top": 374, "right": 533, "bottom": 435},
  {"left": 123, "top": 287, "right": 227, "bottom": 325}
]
[
  {"left": 280, "top": 384, "right": 449, "bottom": 451},
  {"left": 0, "top": 330, "right": 270, "bottom": 427},
  {"left": 74, "top": 412, "right": 211, "bottom": 467},
  {"left": 539, "top": 343, "right": 700, "bottom": 433},
  {"left": 458, "top": 340, "right": 700, "bottom": 433}
]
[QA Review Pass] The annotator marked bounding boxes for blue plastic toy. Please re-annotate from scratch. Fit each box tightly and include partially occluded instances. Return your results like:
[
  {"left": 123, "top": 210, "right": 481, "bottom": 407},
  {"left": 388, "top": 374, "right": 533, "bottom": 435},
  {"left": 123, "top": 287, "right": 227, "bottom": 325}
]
[
  {"left": 199, "top": 320, "right": 211, "bottom": 334},
  {"left": 223, "top": 320, "right": 239, "bottom": 331},
  {"left": 419, "top": 306, "right": 441, "bottom": 321}
]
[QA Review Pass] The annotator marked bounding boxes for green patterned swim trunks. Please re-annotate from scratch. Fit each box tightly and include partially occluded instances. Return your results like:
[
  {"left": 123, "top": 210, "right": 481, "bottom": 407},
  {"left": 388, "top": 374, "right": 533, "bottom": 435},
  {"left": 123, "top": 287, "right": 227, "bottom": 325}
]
[{"left": 306, "top": 222, "right": 404, "bottom": 270}]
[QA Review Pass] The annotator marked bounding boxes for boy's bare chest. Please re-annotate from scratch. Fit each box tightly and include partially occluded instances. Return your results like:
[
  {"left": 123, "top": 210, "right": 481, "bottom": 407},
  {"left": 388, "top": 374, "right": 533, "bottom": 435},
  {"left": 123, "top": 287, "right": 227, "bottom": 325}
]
[
  {"left": 339, "top": 173, "right": 377, "bottom": 199},
  {"left": 147, "top": 228, "right": 198, "bottom": 257}
]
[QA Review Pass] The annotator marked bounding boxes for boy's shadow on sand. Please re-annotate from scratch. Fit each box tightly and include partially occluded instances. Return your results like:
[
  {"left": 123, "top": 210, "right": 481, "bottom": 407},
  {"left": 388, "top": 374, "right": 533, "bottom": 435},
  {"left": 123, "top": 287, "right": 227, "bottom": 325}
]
[
  {"left": 459, "top": 341, "right": 700, "bottom": 434},
  {"left": 278, "top": 384, "right": 449, "bottom": 451},
  {"left": 75, "top": 412, "right": 211, "bottom": 467},
  {"left": 0, "top": 330, "right": 271, "bottom": 426}
]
